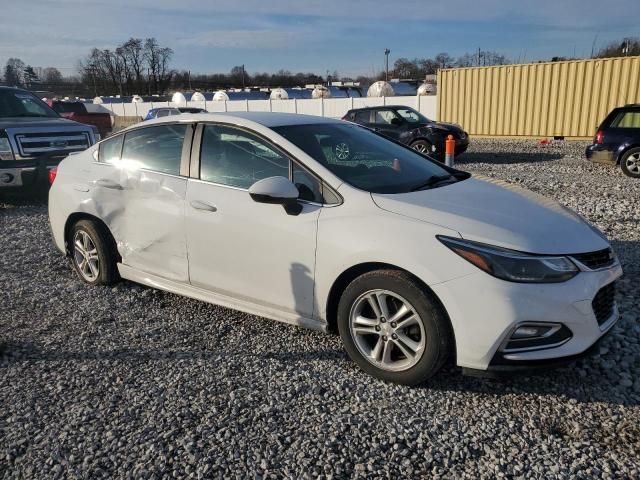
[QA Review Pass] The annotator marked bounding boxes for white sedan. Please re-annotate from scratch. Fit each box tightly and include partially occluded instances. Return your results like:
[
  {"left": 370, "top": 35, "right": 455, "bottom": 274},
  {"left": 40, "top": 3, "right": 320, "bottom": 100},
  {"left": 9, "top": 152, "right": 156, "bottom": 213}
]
[{"left": 48, "top": 112, "right": 623, "bottom": 384}]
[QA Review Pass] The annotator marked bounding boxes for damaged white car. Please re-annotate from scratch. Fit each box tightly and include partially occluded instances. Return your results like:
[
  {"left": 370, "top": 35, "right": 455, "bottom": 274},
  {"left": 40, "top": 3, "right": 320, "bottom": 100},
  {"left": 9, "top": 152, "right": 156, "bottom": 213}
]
[{"left": 49, "top": 112, "right": 622, "bottom": 385}]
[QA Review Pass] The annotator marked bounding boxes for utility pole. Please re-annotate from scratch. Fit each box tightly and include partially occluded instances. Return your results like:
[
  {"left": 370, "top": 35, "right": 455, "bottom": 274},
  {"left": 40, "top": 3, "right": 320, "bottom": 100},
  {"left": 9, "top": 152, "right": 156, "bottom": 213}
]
[
  {"left": 188, "top": 70, "right": 192, "bottom": 90},
  {"left": 242, "top": 64, "right": 245, "bottom": 89},
  {"left": 384, "top": 48, "right": 390, "bottom": 81}
]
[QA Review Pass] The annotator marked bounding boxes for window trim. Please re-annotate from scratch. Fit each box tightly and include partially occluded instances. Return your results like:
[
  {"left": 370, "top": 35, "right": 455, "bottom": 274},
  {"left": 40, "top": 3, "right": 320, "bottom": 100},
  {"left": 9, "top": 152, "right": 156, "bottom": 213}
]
[{"left": 191, "top": 121, "right": 342, "bottom": 206}]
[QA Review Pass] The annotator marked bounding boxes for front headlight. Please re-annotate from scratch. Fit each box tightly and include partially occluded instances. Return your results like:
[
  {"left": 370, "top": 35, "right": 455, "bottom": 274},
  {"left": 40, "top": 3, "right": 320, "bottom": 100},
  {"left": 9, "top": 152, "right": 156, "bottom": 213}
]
[
  {"left": 0, "top": 137, "right": 14, "bottom": 160},
  {"left": 438, "top": 236, "right": 579, "bottom": 283}
]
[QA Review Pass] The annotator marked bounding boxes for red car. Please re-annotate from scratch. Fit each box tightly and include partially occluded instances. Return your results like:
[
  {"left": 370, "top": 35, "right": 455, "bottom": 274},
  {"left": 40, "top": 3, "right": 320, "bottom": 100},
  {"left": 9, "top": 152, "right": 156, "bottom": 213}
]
[{"left": 46, "top": 100, "right": 112, "bottom": 138}]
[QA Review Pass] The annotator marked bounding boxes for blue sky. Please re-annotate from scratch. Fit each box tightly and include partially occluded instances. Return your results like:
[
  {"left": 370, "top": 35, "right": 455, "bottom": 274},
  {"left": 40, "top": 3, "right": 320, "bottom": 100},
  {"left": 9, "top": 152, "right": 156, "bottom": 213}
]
[{"left": 1, "top": 0, "right": 638, "bottom": 77}]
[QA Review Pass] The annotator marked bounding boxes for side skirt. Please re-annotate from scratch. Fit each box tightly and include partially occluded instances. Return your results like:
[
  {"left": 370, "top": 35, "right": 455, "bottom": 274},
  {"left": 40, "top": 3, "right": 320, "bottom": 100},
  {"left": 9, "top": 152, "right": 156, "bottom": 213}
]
[{"left": 118, "top": 263, "right": 327, "bottom": 332}]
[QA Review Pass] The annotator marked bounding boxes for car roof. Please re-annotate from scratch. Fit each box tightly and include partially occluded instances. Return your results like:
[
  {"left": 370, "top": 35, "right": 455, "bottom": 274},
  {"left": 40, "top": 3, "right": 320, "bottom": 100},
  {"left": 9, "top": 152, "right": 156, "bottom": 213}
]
[
  {"left": 143, "top": 111, "right": 343, "bottom": 128},
  {"left": 0, "top": 86, "right": 32, "bottom": 94}
]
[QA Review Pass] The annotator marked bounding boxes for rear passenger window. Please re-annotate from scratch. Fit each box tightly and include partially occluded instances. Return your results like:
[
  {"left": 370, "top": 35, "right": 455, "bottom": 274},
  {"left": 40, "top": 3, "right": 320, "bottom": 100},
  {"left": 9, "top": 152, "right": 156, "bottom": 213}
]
[
  {"left": 98, "top": 135, "right": 123, "bottom": 164},
  {"left": 121, "top": 125, "right": 187, "bottom": 175},
  {"left": 611, "top": 111, "right": 640, "bottom": 128},
  {"left": 354, "top": 111, "right": 370, "bottom": 124},
  {"left": 200, "top": 125, "right": 289, "bottom": 188}
]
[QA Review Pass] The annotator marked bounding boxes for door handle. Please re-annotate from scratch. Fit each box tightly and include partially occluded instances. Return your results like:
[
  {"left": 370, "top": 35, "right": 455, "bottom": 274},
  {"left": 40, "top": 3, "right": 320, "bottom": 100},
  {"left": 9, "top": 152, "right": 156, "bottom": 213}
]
[
  {"left": 190, "top": 200, "right": 217, "bottom": 212},
  {"left": 95, "top": 178, "right": 123, "bottom": 190}
]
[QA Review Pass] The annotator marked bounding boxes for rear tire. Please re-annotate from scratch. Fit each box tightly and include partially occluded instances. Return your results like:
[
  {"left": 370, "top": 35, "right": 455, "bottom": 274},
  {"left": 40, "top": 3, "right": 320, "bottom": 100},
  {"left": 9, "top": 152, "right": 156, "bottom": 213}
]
[
  {"left": 70, "top": 219, "right": 119, "bottom": 286},
  {"left": 620, "top": 147, "right": 640, "bottom": 178},
  {"left": 337, "top": 269, "right": 451, "bottom": 385}
]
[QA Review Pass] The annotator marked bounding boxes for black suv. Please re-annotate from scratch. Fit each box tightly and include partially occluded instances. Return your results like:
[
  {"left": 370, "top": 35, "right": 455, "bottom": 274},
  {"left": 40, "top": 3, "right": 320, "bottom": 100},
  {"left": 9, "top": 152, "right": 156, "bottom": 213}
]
[
  {"left": 586, "top": 104, "right": 640, "bottom": 178},
  {"left": 342, "top": 105, "right": 469, "bottom": 160}
]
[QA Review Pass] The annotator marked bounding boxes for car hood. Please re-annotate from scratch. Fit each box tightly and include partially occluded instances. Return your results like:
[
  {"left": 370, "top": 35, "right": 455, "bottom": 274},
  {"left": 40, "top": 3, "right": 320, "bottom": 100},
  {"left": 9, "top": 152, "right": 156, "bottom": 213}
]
[
  {"left": 371, "top": 176, "right": 609, "bottom": 254},
  {"left": 0, "top": 116, "right": 89, "bottom": 130},
  {"left": 421, "top": 121, "right": 464, "bottom": 135}
]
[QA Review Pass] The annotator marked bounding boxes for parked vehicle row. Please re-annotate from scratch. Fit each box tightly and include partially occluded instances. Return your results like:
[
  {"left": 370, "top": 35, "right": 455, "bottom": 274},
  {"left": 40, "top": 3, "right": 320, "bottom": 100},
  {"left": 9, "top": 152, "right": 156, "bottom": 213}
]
[
  {"left": 0, "top": 87, "right": 99, "bottom": 192},
  {"left": 48, "top": 112, "right": 622, "bottom": 385}
]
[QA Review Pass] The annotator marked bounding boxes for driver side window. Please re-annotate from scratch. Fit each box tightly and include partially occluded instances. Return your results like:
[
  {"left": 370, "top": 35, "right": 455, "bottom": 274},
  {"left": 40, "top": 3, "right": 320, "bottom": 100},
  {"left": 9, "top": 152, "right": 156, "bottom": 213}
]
[{"left": 200, "top": 125, "right": 289, "bottom": 189}]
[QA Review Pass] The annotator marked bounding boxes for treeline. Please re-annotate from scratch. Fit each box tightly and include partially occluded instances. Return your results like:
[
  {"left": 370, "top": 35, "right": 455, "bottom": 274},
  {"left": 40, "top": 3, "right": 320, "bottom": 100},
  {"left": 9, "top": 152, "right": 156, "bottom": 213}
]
[
  {"left": 2, "top": 36, "right": 638, "bottom": 98},
  {"left": 79, "top": 38, "right": 174, "bottom": 96},
  {"left": 390, "top": 50, "right": 509, "bottom": 79}
]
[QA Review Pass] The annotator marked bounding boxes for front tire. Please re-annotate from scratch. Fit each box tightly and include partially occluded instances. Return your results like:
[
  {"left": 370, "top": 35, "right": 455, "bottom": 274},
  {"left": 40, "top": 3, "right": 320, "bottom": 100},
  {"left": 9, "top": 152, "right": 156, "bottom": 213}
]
[
  {"left": 337, "top": 270, "right": 451, "bottom": 385},
  {"left": 620, "top": 147, "right": 640, "bottom": 178},
  {"left": 70, "top": 219, "right": 119, "bottom": 286}
]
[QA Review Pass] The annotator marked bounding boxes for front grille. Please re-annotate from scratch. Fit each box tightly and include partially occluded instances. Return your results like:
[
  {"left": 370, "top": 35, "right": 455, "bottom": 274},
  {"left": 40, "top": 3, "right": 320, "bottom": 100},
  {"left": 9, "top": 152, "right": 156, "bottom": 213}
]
[
  {"left": 572, "top": 248, "right": 615, "bottom": 270},
  {"left": 15, "top": 131, "right": 91, "bottom": 156},
  {"left": 592, "top": 282, "right": 616, "bottom": 326}
]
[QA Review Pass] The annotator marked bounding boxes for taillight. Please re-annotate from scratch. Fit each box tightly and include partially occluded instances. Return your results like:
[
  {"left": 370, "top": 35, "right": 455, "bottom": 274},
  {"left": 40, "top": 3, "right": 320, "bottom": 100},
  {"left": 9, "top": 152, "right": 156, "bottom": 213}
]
[
  {"left": 48, "top": 166, "right": 58, "bottom": 184},
  {"left": 594, "top": 130, "right": 604, "bottom": 144}
]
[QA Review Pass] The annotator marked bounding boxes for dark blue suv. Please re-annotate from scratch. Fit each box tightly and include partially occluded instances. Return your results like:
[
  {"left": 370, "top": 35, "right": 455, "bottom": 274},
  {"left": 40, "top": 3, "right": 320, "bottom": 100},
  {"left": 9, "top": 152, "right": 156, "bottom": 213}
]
[{"left": 586, "top": 104, "right": 640, "bottom": 178}]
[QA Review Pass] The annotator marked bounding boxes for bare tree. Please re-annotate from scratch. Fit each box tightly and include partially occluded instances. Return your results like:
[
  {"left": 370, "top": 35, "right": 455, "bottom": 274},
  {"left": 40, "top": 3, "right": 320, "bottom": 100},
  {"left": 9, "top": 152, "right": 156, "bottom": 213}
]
[
  {"left": 435, "top": 52, "right": 453, "bottom": 69},
  {"left": 41, "top": 67, "right": 63, "bottom": 84},
  {"left": 597, "top": 37, "right": 640, "bottom": 58},
  {"left": 4, "top": 58, "right": 25, "bottom": 86}
]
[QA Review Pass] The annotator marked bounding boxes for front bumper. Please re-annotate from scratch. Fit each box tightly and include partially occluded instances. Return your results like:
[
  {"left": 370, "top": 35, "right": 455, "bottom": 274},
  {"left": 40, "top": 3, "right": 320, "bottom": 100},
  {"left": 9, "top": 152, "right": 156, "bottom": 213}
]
[
  {"left": 585, "top": 144, "right": 617, "bottom": 165},
  {"left": 0, "top": 156, "right": 65, "bottom": 190},
  {"left": 431, "top": 262, "right": 623, "bottom": 371}
]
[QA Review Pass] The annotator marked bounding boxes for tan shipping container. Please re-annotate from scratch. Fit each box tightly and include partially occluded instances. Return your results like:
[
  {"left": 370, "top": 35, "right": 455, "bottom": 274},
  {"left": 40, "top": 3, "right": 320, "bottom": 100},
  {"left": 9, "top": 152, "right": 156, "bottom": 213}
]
[{"left": 437, "top": 56, "right": 640, "bottom": 139}]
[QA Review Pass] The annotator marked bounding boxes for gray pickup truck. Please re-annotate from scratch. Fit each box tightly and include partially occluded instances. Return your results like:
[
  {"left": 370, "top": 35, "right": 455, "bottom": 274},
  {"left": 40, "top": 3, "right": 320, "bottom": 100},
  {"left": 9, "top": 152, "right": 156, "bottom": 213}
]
[{"left": 0, "top": 87, "right": 99, "bottom": 192}]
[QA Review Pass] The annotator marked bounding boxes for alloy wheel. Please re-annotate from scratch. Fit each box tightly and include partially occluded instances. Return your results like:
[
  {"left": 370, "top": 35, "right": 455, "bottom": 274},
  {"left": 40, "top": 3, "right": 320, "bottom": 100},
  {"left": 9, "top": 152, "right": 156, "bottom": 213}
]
[
  {"left": 349, "top": 289, "right": 426, "bottom": 372},
  {"left": 334, "top": 142, "right": 350, "bottom": 160},
  {"left": 413, "top": 143, "right": 428, "bottom": 153},
  {"left": 73, "top": 230, "right": 99, "bottom": 282},
  {"left": 625, "top": 153, "right": 640, "bottom": 174}
]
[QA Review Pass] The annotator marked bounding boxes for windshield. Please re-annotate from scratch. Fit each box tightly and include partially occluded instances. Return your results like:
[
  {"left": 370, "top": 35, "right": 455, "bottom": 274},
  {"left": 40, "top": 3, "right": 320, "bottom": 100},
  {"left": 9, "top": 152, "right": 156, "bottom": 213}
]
[
  {"left": 396, "top": 107, "right": 430, "bottom": 124},
  {"left": 274, "top": 123, "right": 460, "bottom": 194},
  {"left": 0, "top": 90, "right": 59, "bottom": 118}
]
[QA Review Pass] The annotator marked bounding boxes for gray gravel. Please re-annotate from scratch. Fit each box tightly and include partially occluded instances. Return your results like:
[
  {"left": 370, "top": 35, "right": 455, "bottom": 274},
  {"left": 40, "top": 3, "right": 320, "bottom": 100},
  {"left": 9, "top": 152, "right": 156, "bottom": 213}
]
[{"left": 1, "top": 139, "right": 639, "bottom": 479}]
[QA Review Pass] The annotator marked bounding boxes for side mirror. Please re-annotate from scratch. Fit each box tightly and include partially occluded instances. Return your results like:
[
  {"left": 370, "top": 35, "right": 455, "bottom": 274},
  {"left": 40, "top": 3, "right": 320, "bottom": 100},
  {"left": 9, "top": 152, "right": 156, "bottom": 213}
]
[{"left": 249, "top": 176, "right": 302, "bottom": 215}]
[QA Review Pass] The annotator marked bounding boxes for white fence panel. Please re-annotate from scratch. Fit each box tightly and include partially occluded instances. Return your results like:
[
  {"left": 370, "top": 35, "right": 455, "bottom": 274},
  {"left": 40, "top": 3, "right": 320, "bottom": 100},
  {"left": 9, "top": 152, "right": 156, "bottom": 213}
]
[
  {"left": 270, "top": 99, "right": 296, "bottom": 113},
  {"left": 226, "top": 100, "right": 249, "bottom": 112},
  {"left": 187, "top": 101, "right": 207, "bottom": 110},
  {"left": 417, "top": 96, "right": 437, "bottom": 120},
  {"left": 296, "top": 98, "right": 323, "bottom": 116},
  {"left": 247, "top": 100, "right": 271, "bottom": 112},
  {"left": 98, "top": 95, "right": 440, "bottom": 121},
  {"left": 323, "top": 98, "right": 352, "bottom": 118},
  {"left": 398, "top": 97, "right": 419, "bottom": 110},
  {"left": 205, "top": 101, "right": 227, "bottom": 112},
  {"left": 352, "top": 97, "right": 385, "bottom": 109}
]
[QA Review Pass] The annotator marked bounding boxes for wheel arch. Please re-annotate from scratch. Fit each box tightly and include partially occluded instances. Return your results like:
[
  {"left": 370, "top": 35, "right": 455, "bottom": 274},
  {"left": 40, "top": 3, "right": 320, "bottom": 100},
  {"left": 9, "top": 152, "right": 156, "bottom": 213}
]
[
  {"left": 616, "top": 143, "right": 640, "bottom": 165},
  {"left": 324, "top": 262, "right": 456, "bottom": 356},
  {"left": 63, "top": 212, "right": 120, "bottom": 261}
]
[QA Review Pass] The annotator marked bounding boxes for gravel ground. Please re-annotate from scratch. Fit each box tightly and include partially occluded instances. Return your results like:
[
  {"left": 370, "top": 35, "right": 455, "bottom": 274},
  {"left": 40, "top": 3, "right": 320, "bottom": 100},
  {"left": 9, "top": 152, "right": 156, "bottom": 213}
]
[{"left": 1, "top": 139, "right": 639, "bottom": 479}]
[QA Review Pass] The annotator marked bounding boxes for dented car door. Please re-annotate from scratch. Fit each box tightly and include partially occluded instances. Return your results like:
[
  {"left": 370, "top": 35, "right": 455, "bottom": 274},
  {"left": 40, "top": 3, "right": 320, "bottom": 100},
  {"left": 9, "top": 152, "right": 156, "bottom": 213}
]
[{"left": 90, "top": 123, "right": 192, "bottom": 282}]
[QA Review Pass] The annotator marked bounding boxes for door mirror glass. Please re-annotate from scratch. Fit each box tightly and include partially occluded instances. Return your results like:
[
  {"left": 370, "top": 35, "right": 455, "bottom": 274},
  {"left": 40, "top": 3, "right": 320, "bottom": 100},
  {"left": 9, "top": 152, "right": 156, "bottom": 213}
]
[{"left": 249, "top": 176, "right": 299, "bottom": 204}]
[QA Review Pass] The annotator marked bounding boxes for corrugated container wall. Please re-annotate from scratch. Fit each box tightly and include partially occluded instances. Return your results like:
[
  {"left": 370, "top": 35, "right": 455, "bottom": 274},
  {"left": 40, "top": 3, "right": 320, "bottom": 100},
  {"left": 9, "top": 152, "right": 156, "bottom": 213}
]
[{"left": 437, "top": 56, "right": 640, "bottom": 138}]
